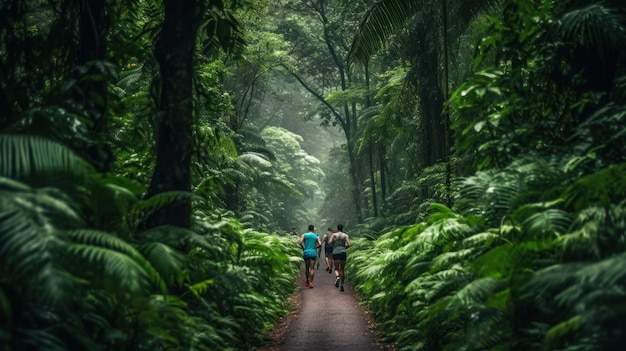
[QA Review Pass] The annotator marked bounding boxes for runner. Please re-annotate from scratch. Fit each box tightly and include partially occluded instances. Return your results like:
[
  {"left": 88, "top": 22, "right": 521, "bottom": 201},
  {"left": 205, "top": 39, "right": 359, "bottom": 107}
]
[
  {"left": 329, "top": 224, "right": 351, "bottom": 292},
  {"left": 299, "top": 225, "right": 321, "bottom": 288},
  {"left": 321, "top": 228, "right": 334, "bottom": 273}
]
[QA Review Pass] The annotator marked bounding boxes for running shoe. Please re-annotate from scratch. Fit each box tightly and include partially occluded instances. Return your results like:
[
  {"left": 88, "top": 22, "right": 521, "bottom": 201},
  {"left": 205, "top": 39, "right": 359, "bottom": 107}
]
[
  {"left": 309, "top": 283, "right": 314, "bottom": 288},
  {"left": 305, "top": 280, "right": 310, "bottom": 288},
  {"left": 335, "top": 277, "right": 340, "bottom": 288},
  {"left": 340, "top": 285, "right": 344, "bottom": 292}
]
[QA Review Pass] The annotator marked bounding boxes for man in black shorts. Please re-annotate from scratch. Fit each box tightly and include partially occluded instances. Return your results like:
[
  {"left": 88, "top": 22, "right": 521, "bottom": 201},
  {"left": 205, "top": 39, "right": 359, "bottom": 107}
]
[{"left": 329, "top": 224, "right": 351, "bottom": 292}]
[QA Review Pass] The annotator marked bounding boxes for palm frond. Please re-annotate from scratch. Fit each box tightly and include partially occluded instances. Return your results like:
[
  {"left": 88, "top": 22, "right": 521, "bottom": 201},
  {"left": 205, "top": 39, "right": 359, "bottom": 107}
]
[
  {"left": 348, "top": 0, "right": 501, "bottom": 65},
  {"left": 559, "top": 3, "right": 625, "bottom": 50},
  {"left": 0, "top": 134, "right": 94, "bottom": 188},
  {"left": 348, "top": 0, "right": 420, "bottom": 64}
]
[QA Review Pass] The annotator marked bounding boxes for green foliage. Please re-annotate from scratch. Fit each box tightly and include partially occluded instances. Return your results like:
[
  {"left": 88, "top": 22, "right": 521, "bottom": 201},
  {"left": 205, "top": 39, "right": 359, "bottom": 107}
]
[
  {"left": 325, "top": 85, "right": 369, "bottom": 106},
  {"left": 351, "top": 1, "right": 626, "bottom": 351},
  {"left": 0, "top": 134, "right": 301, "bottom": 350},
  {"left": 0, "top": 0, "right": 307, "bottom": 350}
]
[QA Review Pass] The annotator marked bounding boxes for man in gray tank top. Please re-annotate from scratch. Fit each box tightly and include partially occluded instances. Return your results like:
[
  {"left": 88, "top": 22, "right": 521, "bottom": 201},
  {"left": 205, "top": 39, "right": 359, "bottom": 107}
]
[{"left": 329, "top": 224, "right": 351, "bottom": 292}]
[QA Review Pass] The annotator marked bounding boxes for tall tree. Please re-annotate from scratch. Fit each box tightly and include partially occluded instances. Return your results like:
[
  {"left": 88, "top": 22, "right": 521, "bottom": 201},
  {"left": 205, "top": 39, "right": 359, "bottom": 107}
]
[
  {"left": 348, "top": 0, "right": 500, "bottom": 203},
  {"left": 146, "top": 1, "right": 203, "bottom": 228},
  {"left": 276, "top": 0, "right": 373, "bottom": 223}
]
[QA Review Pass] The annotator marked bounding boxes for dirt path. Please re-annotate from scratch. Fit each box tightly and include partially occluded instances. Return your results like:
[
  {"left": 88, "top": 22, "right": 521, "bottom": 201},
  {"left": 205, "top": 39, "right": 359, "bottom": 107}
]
[{"left": 257, "top": 262, "right": 393, "bottom": 351}]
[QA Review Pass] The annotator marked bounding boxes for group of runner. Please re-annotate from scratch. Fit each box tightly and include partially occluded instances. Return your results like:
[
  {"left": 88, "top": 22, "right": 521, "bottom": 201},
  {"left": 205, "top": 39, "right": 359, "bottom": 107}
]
[{"left": 296, "top": 224, "right": 351, "bottom": 291}]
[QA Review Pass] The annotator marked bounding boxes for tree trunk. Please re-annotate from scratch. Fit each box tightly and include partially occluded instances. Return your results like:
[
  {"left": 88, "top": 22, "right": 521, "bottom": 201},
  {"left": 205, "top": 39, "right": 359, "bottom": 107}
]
[
  {"left": 78, "top": 0, "right": 113, "bottom": 172},
  {"left": 442, "top": 0, "right": 452, "bottom": 206},
  {"left": 146, "top": 0, "right": 200, "bottom": 229},
  {"left": 414, "top": 23, "right": 446, "bottom": 168},
  {"left": 379, "top": 146, "right": 386, "bottom": 203},
  {"left": 368, "top": 143, "right": 378, "bottom": 217},
  {"left": 78, "top": 0, "right": 107, "bottom": 132}
]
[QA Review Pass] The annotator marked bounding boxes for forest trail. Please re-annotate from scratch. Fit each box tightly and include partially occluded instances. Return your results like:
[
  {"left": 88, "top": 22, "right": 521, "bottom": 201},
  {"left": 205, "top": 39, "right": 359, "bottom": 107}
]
[{"left": 257, "top": 261, "right": 393, "bottom": 351}]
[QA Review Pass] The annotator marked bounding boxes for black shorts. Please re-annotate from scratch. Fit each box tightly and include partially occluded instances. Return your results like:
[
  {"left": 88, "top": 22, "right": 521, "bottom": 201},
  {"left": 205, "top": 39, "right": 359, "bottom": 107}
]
[
  {"left": 325, "top": 247, "right": 333, "bottom": 254},
  {"left": 332, "top": 252, "right": 347, "bottom": 261}
]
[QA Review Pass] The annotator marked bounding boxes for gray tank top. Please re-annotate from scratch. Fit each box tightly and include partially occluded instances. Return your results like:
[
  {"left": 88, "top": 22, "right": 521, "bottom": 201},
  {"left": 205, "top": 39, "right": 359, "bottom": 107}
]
[{"left": 332, "top": 233, "right": 347, "bottom": 254}]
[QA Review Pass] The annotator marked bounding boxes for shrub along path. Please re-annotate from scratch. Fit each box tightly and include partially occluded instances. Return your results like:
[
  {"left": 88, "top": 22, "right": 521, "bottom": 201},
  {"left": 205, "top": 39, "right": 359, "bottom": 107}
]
[{"left": 257, "top": 262, "right": 393, "bottom": 351}]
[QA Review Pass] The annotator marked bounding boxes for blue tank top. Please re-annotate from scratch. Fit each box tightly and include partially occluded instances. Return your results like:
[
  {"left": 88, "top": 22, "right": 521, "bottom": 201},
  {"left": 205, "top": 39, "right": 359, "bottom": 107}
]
[{"left": 302, "top": 232, "right": 318, "bottom": 256}]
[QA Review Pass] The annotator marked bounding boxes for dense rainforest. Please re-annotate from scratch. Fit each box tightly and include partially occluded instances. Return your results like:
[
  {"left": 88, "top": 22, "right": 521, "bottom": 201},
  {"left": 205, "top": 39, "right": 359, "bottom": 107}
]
[{"left": 1, "top": 0, "right": 625, "bottom": 350}]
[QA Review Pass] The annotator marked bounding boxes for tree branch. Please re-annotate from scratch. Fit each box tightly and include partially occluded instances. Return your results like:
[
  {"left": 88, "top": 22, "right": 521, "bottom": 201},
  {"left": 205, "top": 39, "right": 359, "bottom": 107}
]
[{"left": 278, "top": 63, "right": 347, "bottom": 131}]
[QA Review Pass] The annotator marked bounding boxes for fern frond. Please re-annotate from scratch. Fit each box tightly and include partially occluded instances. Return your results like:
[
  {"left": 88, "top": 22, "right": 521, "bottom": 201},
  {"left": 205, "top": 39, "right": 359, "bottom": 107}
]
[
  {"left": 0, "top": 134, "right": 93, "bottom": 186},
  {"left": 189, "top": 279, "right": 216, "bottom": 297},
  {"left": 521, "top": 208, "right": 573, "bottom": 238},
  {"left": 462, "top": 230, "right": 500, "bottom": 247},
  {"left": 563, "top": 164, "right": 626, "bottom": 211},
  {"left": 543, "top": 315, "right": 583, "bottom": 349},
  {"left": 432, "top": 248, "right": 476, "bottom": 271},
  {"left": 525, "top": 262, "right": 586, "bottom": 302},
  {"left": 557, "top": 204, "right": 626, "bottom": 259},
  {"left": 427, "top": 202, "right": 458, "bottom": 223},
  {"left": 138, "top": 242, "right": 186, "bottom": 287},
  {"left": 67, "top": 230, "right": 167, "bottom": 292},
  {"left": 67, "top": 229, "right": 141, "bottom": 257},
  {"left": 471, "top": 244, "right": 520, "bottom": 279},
  {"left": 455, "top": 170, "right": 522, "bottom": 224},
  {"left": 129, "top": 191, "right": 204, "bottom": 226},
  {"left": 137, "top": 225, "right": 213, "bottom": 251},
  {"left": 237, "top": 152, "right": 272, "bottom": 169},
  {"left": 67, "top": 243, "right": 161, "bottom": 294},
  {"left": 464, "top": 305, "right": 509, "bottom": 351},
  {"left": 453, "top": 277, "right": 505, "bottom": 305},
  {"left": 0, "top": 186, "right": 80, "bottom": 306}
]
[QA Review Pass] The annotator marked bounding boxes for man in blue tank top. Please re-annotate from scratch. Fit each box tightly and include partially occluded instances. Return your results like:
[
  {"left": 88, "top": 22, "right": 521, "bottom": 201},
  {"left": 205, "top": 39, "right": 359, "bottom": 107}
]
[{"left": 299, "top": 224, "right": 321, "bottom": 288}]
